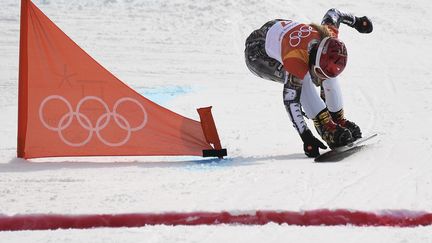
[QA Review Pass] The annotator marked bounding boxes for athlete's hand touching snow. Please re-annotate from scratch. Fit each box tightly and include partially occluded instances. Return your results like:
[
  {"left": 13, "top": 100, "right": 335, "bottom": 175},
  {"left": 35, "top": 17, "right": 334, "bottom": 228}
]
[{"left": 300, "top": 130, "right": 327, "bottom": 158}]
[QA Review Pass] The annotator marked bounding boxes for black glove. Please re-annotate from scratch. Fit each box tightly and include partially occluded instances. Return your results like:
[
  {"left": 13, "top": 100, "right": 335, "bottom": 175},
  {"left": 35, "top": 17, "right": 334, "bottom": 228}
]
[
  {"left": 300, "top": 130, "right": 327, "bottom": 158},
  {"left": 354, "top": 16, "right": 373, "bottom": 33}
]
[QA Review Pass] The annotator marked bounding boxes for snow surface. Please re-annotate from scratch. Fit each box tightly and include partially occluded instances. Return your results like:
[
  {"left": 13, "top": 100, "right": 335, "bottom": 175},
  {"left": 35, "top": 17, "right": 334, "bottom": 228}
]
[{"left": 1, "top": 0, "right": 432, "bottom": 242}]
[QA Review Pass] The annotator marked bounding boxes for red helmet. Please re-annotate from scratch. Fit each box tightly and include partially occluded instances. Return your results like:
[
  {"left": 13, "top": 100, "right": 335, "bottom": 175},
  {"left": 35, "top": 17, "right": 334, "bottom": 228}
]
[{"left": 314, "top": 37, "right": 348, "bottom": 79}]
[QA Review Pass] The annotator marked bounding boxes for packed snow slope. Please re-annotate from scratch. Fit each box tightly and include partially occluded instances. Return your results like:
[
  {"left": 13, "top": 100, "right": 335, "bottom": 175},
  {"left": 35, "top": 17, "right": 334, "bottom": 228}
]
[{"left": 1, "top": 0, "right": 432, "bottom": 242}]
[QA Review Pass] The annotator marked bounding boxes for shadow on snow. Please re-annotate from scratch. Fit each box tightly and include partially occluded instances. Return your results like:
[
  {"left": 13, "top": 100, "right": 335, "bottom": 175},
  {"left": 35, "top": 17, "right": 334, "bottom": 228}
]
[{"left": 0, "top": 153, "right": 307, "bottom": 173}]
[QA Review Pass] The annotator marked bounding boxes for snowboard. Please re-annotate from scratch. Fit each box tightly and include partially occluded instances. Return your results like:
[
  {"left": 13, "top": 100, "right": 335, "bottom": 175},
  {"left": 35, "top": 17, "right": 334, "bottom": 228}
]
[{"left": 314, "top": 133, "right": 378, "bottom": 163}]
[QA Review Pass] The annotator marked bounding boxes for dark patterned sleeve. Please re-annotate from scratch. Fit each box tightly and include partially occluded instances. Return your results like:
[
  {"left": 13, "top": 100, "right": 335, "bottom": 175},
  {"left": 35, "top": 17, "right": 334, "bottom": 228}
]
[
  {"left": 321, "top": 8, "right": 356, "bottom": 29},
  {"left": 283, "top": 74, "right": 308, "bottom": 135}
]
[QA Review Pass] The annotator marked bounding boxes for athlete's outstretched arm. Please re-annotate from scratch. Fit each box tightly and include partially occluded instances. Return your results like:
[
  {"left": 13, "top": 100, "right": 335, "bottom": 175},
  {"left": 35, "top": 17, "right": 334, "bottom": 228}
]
[
  {"left": 322, "top": 8, "right": 373, "bottom": 33},
  {"left": 283, "top": 74, "right": 327, "bottom": 157}
]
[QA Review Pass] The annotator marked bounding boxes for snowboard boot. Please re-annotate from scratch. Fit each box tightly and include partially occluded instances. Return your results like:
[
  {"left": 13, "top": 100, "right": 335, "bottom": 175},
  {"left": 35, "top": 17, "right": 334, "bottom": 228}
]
[
  {"left": 330, "top": 109, "right": 362, "bottom": 140},
  {"left": 313, "top": 109, "right": 353, "bottom": 149}
]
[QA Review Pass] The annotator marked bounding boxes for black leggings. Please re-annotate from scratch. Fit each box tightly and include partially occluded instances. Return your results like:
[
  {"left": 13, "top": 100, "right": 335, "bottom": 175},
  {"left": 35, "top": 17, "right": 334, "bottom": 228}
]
[{"left": 244, "top": 20, "right": 286, "bottom": 83}]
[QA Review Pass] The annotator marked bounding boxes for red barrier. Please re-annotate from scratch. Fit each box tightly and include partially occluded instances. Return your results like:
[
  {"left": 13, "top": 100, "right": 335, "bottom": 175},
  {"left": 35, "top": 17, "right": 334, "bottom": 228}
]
[{"left": 1, "top": 210, "right": 432, "bottom": 231}]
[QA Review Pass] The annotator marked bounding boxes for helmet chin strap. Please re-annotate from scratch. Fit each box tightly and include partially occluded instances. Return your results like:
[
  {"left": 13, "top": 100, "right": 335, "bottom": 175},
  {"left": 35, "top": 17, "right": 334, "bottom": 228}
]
[
  {"left": 313, "top": 65, "right": 331, "bottom": 80},
  {"left": 310, "top": 67, "right": 326, "bottom": 86}
]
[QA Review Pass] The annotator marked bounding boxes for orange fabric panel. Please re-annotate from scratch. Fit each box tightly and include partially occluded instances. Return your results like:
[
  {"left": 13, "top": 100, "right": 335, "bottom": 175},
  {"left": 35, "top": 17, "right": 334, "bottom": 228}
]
[
  {"left": 17, "top": 0, "right": 213, "bottom": 159},
  {"left": 280, "top": 24, "right": 321, "bottom": 79},
  {"left": 280, "top": 23, "right": 339, "bottom": 80},
  {"left": 197, "top": 107, "right": 222, "bottom": 150},
  {"left": 17, "top": 0, "right": 29, "bottom": 158},
  {"left": 282, "top": 49, "right": 310, "bottom": 80}
]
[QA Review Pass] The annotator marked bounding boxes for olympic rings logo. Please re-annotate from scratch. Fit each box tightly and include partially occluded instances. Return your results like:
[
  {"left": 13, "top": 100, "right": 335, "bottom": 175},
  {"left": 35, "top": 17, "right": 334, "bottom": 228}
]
[
  {"left": 289, "top": 25, "right": 313, "bottom": 47},
  {"left": 39, "top": 95, "right": 148, "bottom": 147}
]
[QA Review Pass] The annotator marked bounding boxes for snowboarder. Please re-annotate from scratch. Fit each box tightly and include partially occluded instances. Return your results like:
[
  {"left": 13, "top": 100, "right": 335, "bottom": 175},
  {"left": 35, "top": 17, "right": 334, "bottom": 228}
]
[{"left": 244, "top": 9, "right": 373, "bottom": 157}]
